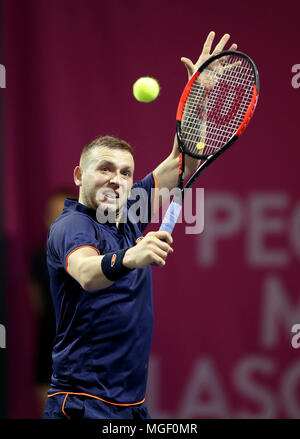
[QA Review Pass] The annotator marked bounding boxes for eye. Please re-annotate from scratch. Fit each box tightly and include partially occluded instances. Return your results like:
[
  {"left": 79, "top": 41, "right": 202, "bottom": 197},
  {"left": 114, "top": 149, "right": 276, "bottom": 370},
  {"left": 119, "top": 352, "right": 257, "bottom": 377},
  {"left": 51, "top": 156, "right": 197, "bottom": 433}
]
[
  {"left": 121, "top": 170, "right": 132, "bottom": 177},
  {"left": 100, "top": 167, "right": 110, "bottom": 173}
]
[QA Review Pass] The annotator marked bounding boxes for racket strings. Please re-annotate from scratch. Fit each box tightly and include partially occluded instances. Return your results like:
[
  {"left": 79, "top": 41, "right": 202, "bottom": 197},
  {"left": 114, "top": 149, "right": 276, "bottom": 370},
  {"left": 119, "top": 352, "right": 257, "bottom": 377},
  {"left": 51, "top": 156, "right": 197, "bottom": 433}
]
[{"left": 181, "top": 55, "right": 255, "bottom": 157}]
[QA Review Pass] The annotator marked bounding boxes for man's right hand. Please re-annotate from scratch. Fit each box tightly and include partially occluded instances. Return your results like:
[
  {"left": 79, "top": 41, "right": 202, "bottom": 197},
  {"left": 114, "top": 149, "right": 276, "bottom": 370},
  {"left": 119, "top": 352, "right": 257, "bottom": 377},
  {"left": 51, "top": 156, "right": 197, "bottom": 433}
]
[{"left": 123, "top": 231, "right": 174, "bottom": 268}]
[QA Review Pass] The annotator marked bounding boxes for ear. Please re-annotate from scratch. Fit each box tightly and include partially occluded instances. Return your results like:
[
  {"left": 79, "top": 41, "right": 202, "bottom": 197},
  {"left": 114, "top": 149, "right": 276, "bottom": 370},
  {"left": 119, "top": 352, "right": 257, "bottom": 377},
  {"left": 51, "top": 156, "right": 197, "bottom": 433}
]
[{"left": 74, "top": 166, "right": 83, "bottom": 187}]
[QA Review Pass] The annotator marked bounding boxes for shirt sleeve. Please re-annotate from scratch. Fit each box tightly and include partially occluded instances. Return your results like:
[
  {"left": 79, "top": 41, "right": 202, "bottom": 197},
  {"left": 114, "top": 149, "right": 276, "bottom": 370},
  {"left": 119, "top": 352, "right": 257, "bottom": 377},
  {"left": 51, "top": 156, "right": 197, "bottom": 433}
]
[
  {"left": 127, "top": 171, "right": 158, "bottom": 233},
  {"left": 47, "top": 214, "right": 101, "bottom": 271}
]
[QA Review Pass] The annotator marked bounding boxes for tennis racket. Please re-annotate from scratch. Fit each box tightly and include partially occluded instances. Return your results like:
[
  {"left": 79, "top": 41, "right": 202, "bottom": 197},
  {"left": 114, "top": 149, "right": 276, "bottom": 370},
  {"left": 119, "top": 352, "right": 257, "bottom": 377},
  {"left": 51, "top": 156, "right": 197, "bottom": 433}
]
[{"left": 159, "top": 50, "right": 260, "bottom": 234}]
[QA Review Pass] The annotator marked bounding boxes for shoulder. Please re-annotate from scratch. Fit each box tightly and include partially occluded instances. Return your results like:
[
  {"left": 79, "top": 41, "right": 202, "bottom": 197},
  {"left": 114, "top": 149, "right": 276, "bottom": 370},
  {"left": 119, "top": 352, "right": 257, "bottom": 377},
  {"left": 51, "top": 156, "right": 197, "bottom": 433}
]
[
  {"left": 48, "top": 211, "right": 100, "bottom": 248},
  {"left": 51, "top": 210, "right": 96, "bottom": 232},
  {"left": 128, "top": 172, "right": 156, "bottom": 207},
  {"left": 131, "top": 171, "right": 155, "bottom": 190},
  {"left": 47, "top": 211, "right": 104, "bottom": 265}
]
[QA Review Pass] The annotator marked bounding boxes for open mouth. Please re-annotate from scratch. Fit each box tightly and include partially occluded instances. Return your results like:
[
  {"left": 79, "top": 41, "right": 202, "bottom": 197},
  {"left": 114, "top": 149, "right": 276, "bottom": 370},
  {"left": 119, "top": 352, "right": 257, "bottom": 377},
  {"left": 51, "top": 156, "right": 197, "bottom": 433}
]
[
  {"left": 98, "top": 190, "right": 120, "bottom": 202},
  {"left": 104, "top": 193, "right": 118, "bottom": 200}
]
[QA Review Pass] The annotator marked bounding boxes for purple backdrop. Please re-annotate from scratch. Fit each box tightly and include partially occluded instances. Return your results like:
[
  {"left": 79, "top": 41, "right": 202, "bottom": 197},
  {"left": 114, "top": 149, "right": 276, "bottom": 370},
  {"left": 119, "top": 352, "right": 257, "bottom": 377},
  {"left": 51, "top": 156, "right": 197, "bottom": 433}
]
[{"left": 3, "top": 0, "right": 300, "bottom": 418}]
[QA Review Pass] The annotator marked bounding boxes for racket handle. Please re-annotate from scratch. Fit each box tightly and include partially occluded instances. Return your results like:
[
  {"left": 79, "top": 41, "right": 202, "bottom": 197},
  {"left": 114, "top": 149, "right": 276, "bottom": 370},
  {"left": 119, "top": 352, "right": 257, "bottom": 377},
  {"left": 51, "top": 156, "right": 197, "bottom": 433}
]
[
  {"left": 159, "top": 200, "right": 182, "bottom": 235},
  {"left": 152, "top": 201, "right": 182, "bottom": 267}
]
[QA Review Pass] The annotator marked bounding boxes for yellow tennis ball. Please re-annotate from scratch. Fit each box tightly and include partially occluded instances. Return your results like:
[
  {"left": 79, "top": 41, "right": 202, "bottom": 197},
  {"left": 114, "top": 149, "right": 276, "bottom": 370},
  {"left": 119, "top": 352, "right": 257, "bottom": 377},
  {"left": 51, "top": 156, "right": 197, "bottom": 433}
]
[
  {"left": 133, "top": 77, "right": 160, "bottom": 103},
  {"left": 196, "top": 141, "right": 205, "bottom": 150}
]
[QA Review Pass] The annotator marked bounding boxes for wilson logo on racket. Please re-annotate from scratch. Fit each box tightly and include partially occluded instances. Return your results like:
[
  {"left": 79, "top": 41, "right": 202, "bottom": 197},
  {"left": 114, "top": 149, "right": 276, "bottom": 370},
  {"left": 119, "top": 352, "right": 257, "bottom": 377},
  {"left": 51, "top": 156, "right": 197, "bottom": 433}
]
[
  {"left": 207, "top": 82, "right": 246, "bottom": 126},
  {"left": 111, "top": 254, "right": 117, "bottom": 267}
]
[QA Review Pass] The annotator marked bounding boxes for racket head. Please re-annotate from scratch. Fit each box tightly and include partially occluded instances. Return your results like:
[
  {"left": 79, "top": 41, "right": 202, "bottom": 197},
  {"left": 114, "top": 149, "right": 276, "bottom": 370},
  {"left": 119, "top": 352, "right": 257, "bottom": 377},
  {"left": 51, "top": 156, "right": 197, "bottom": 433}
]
[{"left": 176, "top": 50, "right": 260, "bottom": 160}]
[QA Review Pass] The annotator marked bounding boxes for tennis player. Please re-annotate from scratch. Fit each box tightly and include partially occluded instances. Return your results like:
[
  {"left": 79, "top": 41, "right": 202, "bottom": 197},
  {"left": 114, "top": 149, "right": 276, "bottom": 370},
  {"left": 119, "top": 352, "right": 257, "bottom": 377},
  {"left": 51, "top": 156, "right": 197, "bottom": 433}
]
[{"left": 44, "top": 31, "right": 238, "bottom": 419}]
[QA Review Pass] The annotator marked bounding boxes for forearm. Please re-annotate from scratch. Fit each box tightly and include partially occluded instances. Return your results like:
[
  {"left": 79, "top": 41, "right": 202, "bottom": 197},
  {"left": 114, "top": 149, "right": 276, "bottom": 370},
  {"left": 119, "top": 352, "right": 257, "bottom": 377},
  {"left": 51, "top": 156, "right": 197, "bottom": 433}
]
[
  {"left": 72, "top": 231, "right": 173, "bottom": 292},
  {"left": 172, "top": 134, "right": 201, "bottom": 180},
  {"left": 153, "top": 136, "right": 200, "bottom": 204},
  {"left": 182, "top": 86, "right": 209, "bottom": 175},
  {"left": 76, "top": 255, "right": 113, "bottom": 291},
  {"left": 76, "top": 248, "right": 138, "bottom": 291},
  {"left": 155, "top": 88, "right": 209, "bottom": 189}
]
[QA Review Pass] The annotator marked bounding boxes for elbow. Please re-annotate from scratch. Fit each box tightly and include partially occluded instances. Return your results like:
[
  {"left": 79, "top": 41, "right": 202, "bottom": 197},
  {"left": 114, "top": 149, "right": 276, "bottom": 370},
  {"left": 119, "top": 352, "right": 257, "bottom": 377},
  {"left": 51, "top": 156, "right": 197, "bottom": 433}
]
[
  {"left": 74, "top": 265, "right": 89, "bottom": 291},
  {"left": 81, "top": 279, "right": 93, "bottom": 292},
  {"left": 75, "top": 258, "right": 98, "bottom": 291},
  {"left": 76, "top": 259, "right": 113, "bottom": 291},
  {"left": 77, "top": 267, "right": 96, "bottom": 292},
  {"left": 79, "top": 272, "right": 111, "bottom": 292},
  {"left": 79, "top": 272, "right": 99, "bottom": 291}
]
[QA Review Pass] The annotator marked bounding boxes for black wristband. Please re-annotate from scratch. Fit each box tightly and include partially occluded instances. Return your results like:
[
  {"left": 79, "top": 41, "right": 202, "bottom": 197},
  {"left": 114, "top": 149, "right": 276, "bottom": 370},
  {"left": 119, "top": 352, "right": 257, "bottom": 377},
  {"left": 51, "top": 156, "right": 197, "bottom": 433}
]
[{"left": 101, "top": 248, "right": 133, "bottom": 281}]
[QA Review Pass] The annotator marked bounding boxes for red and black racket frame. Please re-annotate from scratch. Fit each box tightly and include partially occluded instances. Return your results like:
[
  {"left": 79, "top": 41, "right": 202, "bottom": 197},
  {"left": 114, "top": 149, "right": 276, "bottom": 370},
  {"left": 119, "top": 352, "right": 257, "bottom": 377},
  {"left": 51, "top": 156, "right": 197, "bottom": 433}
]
[{"left": 175, "top": 50, "right": 260, "bottom": 200}]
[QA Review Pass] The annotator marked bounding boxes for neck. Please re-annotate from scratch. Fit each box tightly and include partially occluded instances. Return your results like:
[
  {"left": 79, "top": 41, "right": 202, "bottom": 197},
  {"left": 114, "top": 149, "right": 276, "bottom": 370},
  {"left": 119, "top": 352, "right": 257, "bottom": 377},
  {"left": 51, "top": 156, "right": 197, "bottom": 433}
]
[{"left": 78, "top": 190, "right": 125, "bottom": 228}]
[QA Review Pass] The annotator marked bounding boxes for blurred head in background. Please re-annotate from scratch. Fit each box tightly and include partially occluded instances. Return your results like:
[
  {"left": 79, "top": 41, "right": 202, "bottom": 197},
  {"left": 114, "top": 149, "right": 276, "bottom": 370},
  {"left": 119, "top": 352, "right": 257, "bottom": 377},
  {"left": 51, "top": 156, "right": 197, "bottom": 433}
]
[{"left": 44, "top": 189, "right": 75, "bottom": 229}]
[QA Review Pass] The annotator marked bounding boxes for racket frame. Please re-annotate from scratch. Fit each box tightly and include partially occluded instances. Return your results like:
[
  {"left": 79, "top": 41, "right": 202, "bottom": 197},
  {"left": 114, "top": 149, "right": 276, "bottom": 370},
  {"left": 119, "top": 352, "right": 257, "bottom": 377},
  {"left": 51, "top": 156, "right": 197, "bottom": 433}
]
[
  {"left": 176, "top": 50, "right": 260, "bottom": 161},
  {"left": 159, "top": 50, "right": 259, "bottom": 233},
  {"left": 177, "top": 50, "right": 260, "bottom": 198}
]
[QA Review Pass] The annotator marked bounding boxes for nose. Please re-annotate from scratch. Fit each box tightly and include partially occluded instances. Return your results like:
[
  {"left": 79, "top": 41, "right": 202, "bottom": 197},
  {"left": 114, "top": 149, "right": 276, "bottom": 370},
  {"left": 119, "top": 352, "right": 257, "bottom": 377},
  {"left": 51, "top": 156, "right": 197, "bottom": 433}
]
[{"left": 109, "top": 171, "right": 120, "bottom": 185}]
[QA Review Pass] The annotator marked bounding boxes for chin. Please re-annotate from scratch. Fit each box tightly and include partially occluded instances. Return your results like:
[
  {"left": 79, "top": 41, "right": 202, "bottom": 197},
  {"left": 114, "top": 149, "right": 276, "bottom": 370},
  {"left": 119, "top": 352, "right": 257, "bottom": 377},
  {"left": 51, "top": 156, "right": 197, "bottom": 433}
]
[{"left": 95, "top": 202, "right": 123, "bottom": 224}]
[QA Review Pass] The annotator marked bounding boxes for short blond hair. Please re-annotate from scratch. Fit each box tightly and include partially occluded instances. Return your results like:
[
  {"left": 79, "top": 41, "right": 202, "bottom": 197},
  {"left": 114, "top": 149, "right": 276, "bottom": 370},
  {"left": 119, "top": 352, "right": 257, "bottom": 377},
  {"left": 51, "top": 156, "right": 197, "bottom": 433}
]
[{"left": 80, "top": 135, "right": 134, "bottom": 169}]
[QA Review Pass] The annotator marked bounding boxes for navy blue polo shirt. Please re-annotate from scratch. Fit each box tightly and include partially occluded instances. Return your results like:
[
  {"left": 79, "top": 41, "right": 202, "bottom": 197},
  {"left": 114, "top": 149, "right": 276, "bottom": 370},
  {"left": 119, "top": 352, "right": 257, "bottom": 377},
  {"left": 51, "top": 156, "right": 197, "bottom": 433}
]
[{"left": 46, "top": 172, "right": 157, "bottom": 405}]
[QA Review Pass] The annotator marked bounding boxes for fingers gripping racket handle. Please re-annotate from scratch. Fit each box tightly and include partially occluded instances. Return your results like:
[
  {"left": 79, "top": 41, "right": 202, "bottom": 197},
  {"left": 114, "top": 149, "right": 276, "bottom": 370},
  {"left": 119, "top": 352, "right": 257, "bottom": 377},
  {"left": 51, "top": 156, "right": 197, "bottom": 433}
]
[{"left": 159, "top": 200, "right": 182, "bottom": 235}]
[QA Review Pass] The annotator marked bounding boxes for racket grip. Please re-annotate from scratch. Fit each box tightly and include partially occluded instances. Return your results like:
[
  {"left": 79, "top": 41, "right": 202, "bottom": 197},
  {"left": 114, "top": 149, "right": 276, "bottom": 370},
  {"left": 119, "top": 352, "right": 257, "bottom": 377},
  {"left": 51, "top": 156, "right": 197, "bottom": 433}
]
[
  {"left": 152, "top": 201, "right": 182, "bottom": 267},
  {"left": 159, "top": 200, "right": 182, "bottom": 235}
]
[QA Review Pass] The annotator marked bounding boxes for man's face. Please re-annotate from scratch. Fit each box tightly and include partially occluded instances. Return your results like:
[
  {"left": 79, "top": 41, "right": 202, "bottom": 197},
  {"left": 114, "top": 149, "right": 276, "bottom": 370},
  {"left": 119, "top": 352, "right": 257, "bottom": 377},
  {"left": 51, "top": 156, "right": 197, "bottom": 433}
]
[{"left": 77, "top": 146, "right": 134, "bottom": 218}]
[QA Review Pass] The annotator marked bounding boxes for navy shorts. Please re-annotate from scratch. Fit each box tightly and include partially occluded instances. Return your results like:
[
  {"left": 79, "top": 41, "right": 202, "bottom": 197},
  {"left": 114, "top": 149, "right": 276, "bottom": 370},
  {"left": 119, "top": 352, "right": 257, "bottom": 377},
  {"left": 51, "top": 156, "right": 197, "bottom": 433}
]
[{"left": 44, "top": 393, "right": 151, "bottom": 419}]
